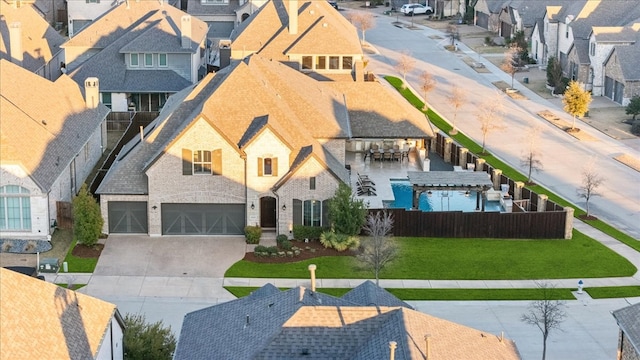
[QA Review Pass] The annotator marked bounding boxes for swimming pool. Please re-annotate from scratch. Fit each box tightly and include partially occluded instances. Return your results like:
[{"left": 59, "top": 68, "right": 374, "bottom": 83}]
[{"left": 385, "top": 180, "right": 502, "bottom": 212}]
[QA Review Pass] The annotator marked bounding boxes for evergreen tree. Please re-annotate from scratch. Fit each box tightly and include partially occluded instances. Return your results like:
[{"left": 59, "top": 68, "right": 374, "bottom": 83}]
[
  {"left": 328, "top": 183, "right": 368, "bottom": 236},
  {"left": 626, "top": 95, "right": 640, "bottom": 121},
  {"left": 124, "top": 314, "right": 176, "bottom": 360},
  {"left": 72, "top": 184, "right": 103, "bottom": 247}
]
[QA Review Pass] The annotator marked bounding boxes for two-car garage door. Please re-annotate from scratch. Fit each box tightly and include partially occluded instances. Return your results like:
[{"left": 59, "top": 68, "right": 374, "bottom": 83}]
[{"left": 108, "top": 202, "right": 245, "bottom": 235}]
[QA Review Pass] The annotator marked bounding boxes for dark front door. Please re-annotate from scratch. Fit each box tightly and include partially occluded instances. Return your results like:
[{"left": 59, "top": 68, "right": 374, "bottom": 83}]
[{"left": 260, "top": 197, "right": 276, "bottom": 228}]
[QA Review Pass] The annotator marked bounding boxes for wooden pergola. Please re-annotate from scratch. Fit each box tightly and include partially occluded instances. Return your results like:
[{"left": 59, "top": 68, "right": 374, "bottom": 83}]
[{"left": 406, "top": 171, "right": 494, "bottom": 211}]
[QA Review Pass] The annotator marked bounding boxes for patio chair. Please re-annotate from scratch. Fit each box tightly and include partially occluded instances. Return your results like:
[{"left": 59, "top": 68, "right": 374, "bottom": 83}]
[
  {"left": 372, "top": 151, "right": 382, "bottom": 161},
  {"left": 358, "top": 173, "right": 375, "bottom": 186},
  {"left": 393, "top": 150, "right": 402, "bottom": 161},
  {"left": 383, "top": 150, "right": 392, "bottom": 161}
]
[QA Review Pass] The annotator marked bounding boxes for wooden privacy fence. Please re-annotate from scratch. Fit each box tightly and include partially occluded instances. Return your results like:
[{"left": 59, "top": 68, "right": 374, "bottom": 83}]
[
  {"left": 56, "top": 201, "right": 73, "bottom": 229},
  {"left": 369, "top": 208, "right": 568, "bottom": 239}
]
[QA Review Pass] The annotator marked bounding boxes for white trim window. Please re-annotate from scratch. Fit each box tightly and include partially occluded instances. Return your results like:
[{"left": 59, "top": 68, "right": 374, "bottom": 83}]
[
  {"left": 130, "top": 53, "right": 139, "bottom": 67},
  {"left": 201, "top": 0, "right": 228, "bottom": 4},
  {"left": 193, "top": 150, "right": 212, "bottom": 174},
  {"left": 0, "top": 186, "right": 31, "bottom": 231},
  {"left": 144, "top": 53, "right": 153, "bottom": 67},
  {"left": 159, "top": 53, "right": 168, "bottom": 67}
]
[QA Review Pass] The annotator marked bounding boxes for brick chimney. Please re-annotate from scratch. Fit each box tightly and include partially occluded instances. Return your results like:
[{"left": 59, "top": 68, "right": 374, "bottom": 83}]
[
  {"left": 288, "top": 0, "right": 298, "bottom": 35},
  {"left": 9, "top": 22, "right": 22, "bottom": 66},
  {"left": 181, "top": 15, "right": 192, "bottom": 49},
  {"left": 84, "top": 77, "right": 99, "bottom": 109}
]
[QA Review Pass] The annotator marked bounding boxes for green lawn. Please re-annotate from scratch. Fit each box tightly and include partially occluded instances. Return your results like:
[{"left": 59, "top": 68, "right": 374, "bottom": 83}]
[
  {"left": 224, "top": 286, "right": 575, "bottom": 301},
  {"left": 225, "top": 231, "right": 636, "bottom": 280},
  {"left": 62, "top": 239, "right": 99, "bottom": 273},
  {"left": 586, "top": 286, "right": 640, "bottom": 299}
]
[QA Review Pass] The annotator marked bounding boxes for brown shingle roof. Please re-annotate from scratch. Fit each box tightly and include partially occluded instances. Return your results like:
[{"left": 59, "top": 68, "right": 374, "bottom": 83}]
[{"left": 0, "top": 268, "right": 119, "bottom": 360}]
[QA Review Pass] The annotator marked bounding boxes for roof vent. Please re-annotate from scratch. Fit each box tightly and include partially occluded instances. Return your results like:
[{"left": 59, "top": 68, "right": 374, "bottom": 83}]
[{"left": 41, "top": 120, "right": 47, "bottom": 126}]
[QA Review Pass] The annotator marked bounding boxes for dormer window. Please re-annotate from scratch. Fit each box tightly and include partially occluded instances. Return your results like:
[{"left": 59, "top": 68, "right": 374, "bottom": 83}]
[
  {"left": 131, "top": 53, "right": 139, "bottom": 67},
  {"left": 201, "top": 0, "right": 228, "bottom": 4},
  {"left": 159, "top": 54, "right": 167, "bottom": 67},
  {"left": 144, "top": 53, "right": 153, "bottom": 67}
]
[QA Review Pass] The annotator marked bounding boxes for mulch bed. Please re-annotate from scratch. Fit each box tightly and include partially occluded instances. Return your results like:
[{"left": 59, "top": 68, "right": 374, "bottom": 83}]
[
  {"left": 71, "top": 244, "right": 104, "bottom": 258},
  {"left": 243, "top": 240, "right": 356, "bottom": 264},
  {"left": 578, "top": 215, "right": 598, "bottom": 221}
]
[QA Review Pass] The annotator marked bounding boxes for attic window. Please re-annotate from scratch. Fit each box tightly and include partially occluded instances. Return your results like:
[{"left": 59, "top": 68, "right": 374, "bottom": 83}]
[{"left": 201, "top": 0, "right": 228, "bottom": 4}]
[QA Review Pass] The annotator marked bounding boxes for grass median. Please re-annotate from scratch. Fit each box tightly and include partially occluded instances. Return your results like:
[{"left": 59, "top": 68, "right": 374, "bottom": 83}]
[{"left": 225, "top": 231, "right": 635, "bottom": 280}]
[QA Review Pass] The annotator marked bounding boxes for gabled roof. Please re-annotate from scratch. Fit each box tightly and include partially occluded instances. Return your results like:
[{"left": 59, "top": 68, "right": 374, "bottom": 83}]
[
  {"left": 0, "top": 268, "right": 120, "bottom": 360},
  {"left": 0, "top": 0, "right": 65, "bottom": 72},
  {"left": 568, "top": 1, "right": 640, "bottom": 40},
  {"left": 231, "top": 0, "right": 361, "bottom": 60},
  {"left": 0, "top": 60, "right": 109, "bottom": 192},
  {"left": 592, "top": 25, "right": 639, "bottom": 43},
  {"left": 175, "top": 282, "right": 521, "bottom": 360},
  {"left": 611, "top": 42, "right": 640, "bottom": 81},
  {"left": 187, "top": 0, "right": 243, "bottom": 15},
  {"left": 341, "top": 280, "right": 413, "bottom": 309},
  {"left": 613, "top": 302, "right": 640, "bottom": 356},
  {"left": 65, "top": 2, "right": 207, "bottom": 93}
]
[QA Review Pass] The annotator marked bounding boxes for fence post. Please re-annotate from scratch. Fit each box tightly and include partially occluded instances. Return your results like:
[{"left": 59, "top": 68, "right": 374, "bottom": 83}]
[
  {"left": 513, "top": 181, "right": 524, "bottom": 200},
  {"left": 475, "top": 158, "right": 486, "bottom": 172},
  {"left": 491, "top": 169, "right": 502, "bottom": 190},
  {"left": 443, "top": 138, "right": 453, "bottom": 163},
  {"left": 564, "top": 207, "right": 574, "bottom": 239},
  {"left": 537, "top": 194, "right": 548, "bottom": 212},
  {"left": 458, "top": 148, "right": 468, "bottom": 168}
]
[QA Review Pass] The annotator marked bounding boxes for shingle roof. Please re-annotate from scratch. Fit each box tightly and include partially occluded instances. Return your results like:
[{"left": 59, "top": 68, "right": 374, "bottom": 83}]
[
  {"left": 592, "top": 26, "right": 638, "bottom": 42},
  {"left": 231, "top": 0, "right": 361, "bottom": 61},
  {"left": 341, "top": 280, "right": 413, "bottom": 309},
  {"left": 613, "top": 302, "right": 640, "bottom": 355},
  {"left": 65, "top": 2, "right": 207, "bottom": 93},
  {"left": 569, "top": 1, "right": 640, "bottom": 40},
  {"left": 614, "top": 42, "right": 640, "bottom": 80},
  {"left": 175, "top": 282, "right": 521, "bottom": 360},
  {"left": 0, "top": 268, "right": 119, "bottom": 360},
  {"left": 0, "top": 60, "right": 109, "bottom": 192},
  {"left": 187, "top": 0, "right": 241, "bottom": 15},
  {"left": 0, "top": 1, "right": 65, "bottom": 72}
]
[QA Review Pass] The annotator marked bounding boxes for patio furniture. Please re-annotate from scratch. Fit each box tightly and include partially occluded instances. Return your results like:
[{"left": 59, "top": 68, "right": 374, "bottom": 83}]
[
  {"left": 358, "top": 173, "right": 375, "bottom": 186},
  {"left": 383, "top": 150, "right": 393, "bottom": 161},
  {"left": 372, "top": 150, "right": 382, "bottom": 161}
]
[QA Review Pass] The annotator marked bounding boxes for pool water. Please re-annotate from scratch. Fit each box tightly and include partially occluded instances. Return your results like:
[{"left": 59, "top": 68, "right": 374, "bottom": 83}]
[{"left": 386, "top": 180, "right": 502, "bottom": 212}]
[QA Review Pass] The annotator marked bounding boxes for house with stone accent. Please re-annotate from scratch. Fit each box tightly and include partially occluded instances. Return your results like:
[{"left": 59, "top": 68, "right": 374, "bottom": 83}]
[
  {"left": 62, "top": 1, "right": 209, "bottom": 112},
  {"left": 0, "top": 60, "right": 109, "bottom": 240},
  {"left": 95, "top": 54, "right": 433, "bottom": 236},
  {"left": 174, "top": 280, "right": 520, "bottom": 360},
  {"left": 612, "top": 301, "right": 640, "bottom": 360},
  {"left": 0, "top": 0, "right": 66, "bottom": 80},
  {"left": 0, "top": 268, "right": 124, "bottom": 360}
]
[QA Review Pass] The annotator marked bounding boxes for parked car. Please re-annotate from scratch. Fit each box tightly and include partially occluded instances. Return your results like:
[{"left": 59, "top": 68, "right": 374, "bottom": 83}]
[
  {"left": 400, "top": 3, "right": 433, "bottom": 15},
  {"left": 328, "top": 0, "right": 338, "bottom": 10}
]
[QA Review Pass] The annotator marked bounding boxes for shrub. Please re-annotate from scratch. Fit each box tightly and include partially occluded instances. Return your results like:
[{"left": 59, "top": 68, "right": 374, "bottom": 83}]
[
  {"left": 266, "top": 246, "right": 279, "bottom": 255},
  {"left": 631, "top": 120, "right": 640, "bottom": 136},
  {"left": 244, "top": 226, "right": 262, "bottom": 244},
  {"left": 320, "top": 231, "right": 359, "bottom": 252},
  {"left": 293, "top": 225, "right": 327, "bottom": 240},
  {"left": 73, "top": 184, "right": 103, "bottom": 247},
  {"left": 254, "top": 245, "right": 267, "bottom": 253},
  {"left": 276, "top": 234, "right": 288, "bottom": 246},
  {"left": 124, "top": 313, "right": 176, "bottom": 360},
  {"left": 484, "top": 36, "right": 493, "bottom": 46},
  {"left": 320, "top": 231, "right": 336, "bottom": 249},
  {"left": 280, "top": 239, "right": 293, "bottom": 251},
  {"left": 327, "top": 183, "right": 368, "bottom": 236}
]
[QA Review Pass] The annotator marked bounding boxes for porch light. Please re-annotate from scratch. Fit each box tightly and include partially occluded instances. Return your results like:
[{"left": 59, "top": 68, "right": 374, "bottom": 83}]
[
  {"left": 282, "top": 204, "right": 287, "bottom": 211},
  {"left": 250, "top": 202, "right": 255, "bottom": 210}
]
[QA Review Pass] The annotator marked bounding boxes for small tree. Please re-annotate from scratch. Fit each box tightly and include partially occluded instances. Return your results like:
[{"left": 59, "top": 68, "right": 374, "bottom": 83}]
[
  {"left": 577, "top": 160, "right": 603, "bottom": 218},
  {"left": 72, "top": 184, "right": 103, "bottom": 247},
  {"left": 352, "top": 13, "right": 374, "bottom": 43},
  {"left": 328, "top": 183, "right": 368, "bottom": 236},
  {"left": 447, "top": 85, "right": 466, "bottom": 134},
  {"left": 520, "top": 126, "right": 543, "bottom": 183},
  {"left": 394, "top": 51, "right": 415, "bottom": 88},
  {"left": 445, "top": 23, "right": 459, "bottom": 46},
  {"left": 626, "top": 95, "right": 640, "bottom": 121},
  {"left": 563, "top": 80, "right": 592, "bottom": 130},
  {"left": 521, "top": 282, "right": 567, "bottom": 360},
  {"left": 124, "top": 313, "right": 176, "bottom": 360},
  {"left": 501, "top": 45, "right": 522, "bottom": 89},
  {"left": 546, "top": 56, "right": 562, "bottom": 90},
  {"left": 476, "top": 93, "right": 504, "bottom": 153},
  {"left": 358, "top": 211, "right": 398, "bottom": 286},
  {"left": 419, "top": 70, "right": 436, "bottom": 110}
]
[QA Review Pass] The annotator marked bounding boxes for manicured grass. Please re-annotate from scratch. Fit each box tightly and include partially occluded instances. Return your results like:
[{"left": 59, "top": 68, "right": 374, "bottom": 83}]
[
  {"left": 384, "top": 75, "right": 640, "bottom": 250},
  {"left": 225, "top": 231, "right": 636, "bottom": 280},
  {"left": 224, "top": 286, "right": 575, "bottom": 301},
  {"left": 62, "top": 239, "right": 99, "bottom": 273},
  {"left": 586, "top": 286, "right": 640, "bottom": 299}
]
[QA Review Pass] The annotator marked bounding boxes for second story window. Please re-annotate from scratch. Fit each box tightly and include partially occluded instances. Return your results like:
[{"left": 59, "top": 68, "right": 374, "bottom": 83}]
[
  {"left": 342, "top": 56, "right": 353, "bottom": 70},
  {"left": 201, "top": 0, "right": 228, "bottom": 4},
  {"left": 302, "top": 56, "right": 312, "bottom": 70},
  {"left": 316, "top": 56, "right": 326, "bottom": 70},
  {"left": 144, "top": 53, "right": 153, "bottom": 67},
  {"left": 590, "top": 43, "right": 595, "bottom": 56},
  {"left": 159, "top": 54, "right": 167, "bottom": 67},
  {"left": 310, "top": 177, "right": 316, "bottom": 190},
  {"left": 130, "top": 53, "right": 139, "bottom": 67},
  {"left": 329, "top": 56, "right": 339, "bottom": 70},
  {"left": 182, "top": 149, "right": 222, "bottom": 175},
  {"left": 258, "top": 157, "right": 278, "bottom": 177}
]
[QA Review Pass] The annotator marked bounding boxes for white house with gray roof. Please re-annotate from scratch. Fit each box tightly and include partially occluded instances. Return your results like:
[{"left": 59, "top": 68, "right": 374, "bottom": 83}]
[
  {"left": 0, "top": 60, "right": 109, "bottom": 240},
  {"left": 185, "top": 0, "right": 267, "bottom": 39},
  {"left": 62, "top": 1, "right": 209, "bottom": 112},
  {"left": 95, "top": 54, "right": 433, "bottom": 237}
]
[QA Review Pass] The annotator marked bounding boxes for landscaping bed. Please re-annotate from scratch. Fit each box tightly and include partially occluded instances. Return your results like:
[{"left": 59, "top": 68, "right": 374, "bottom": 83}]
[
  {"left": 71, "top": 243, "right": 104, "bottom": 258},
  {"left": 244, "top": 239, "right": 355, "bottom": 264}
]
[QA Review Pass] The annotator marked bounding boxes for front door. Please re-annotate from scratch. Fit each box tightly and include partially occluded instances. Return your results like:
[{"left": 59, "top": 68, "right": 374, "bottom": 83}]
[{"left": 260, "top": 196, "right": 276, "bottom": 228}]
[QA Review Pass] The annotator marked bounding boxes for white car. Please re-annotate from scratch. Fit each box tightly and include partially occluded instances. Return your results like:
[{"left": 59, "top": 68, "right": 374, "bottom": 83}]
[{"left": 400, "top": 3, "right": 433, "bottom": 16}]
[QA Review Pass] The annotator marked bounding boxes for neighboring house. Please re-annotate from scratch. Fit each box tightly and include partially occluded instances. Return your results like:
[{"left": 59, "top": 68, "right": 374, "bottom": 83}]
[
  {"left": 186, "top": 0, "right": 267, "bottom": 39},
  {"left": 612, "top": 301, "right": 640, "bottom": 360},
  {"left": 225, "top": 0, "right": 363, "bottom": 79},
  {"left": 0, "top": 268, "right": 124, "bottom": 360},
  {"left": 425, "top": 0, "right": 464, "bottom": 19},
  {"left": 0, "top": 0, "right": 66, "bottom": 80},
  {"left": 62, "top": 1, "right": 209, "bottom": 112},
  {"left": 95, "top": 54, "right": 433, "bottom": 237},
  {"left": 174, "top": 280, "right": 521, "bottom": 359},
  {"left": 0, "top": 59, "right": 109, "bottom": 240},
  {"left": 601, "top": 29, "right": 640, "bottom": 105},
  {"left": 473, "top": 0, "right": 504, "bottom": 33}
]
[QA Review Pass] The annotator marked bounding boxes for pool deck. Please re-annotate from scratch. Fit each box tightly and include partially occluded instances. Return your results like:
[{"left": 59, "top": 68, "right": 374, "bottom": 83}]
[{"left": 346, "top": 149, "right": 453, "bottom": 209}]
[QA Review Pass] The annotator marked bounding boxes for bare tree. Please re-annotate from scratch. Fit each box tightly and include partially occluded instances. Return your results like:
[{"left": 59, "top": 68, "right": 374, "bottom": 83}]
[
  {"left": 521, "top": 282, "right": 567, "bottom": 360},
  {"left": 352, "top": 13, "right": 374, "bottom": 44},
  {"left": 419, "top": 70, "right": 437, "bottom": 110},
  {"left": 358, "top": 211, "right": 398, "bottom": 286},
  {"left": 501, "top": 45, "right": 522, "bottom": 89},
  {"left": 394, "top": 51, "right": 416, "bottom": 88},
  {"left": 577, "top": 160, "right": 603, "bottom": 218},
  {"left": 520, "top": 125, "right": 543, "bottom": 183},
  {"left": 447, "top": 85, "right": 466, "bottom": 134},
  {"left": 445, "top": 23, "right": 459, "bottom": 47},
  {"left": 475, "top": 93, "right": 504, "bottom": 154}
]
